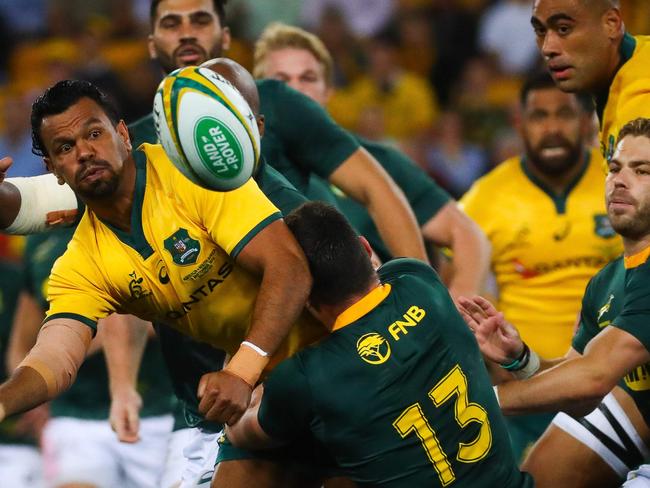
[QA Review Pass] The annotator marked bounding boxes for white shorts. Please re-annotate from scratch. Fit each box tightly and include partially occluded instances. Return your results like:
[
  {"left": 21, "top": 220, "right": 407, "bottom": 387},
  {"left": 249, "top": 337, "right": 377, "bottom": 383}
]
[
  {"left": 552, "top": 392, "right": 650, "bottom": 477},
  {"left": 624, "top": 465, "right": 650, "bottom": 487},
  {"left": 161, "top": 428, "right": 195, "bottom": 488},
  {"left": 179, "top": 428, "right": 222, "bottom": 488},
  {"left": 42, "top": 415, "right": 173, "bottom": 488},
  {"left": 0, "top": 444, "right": 44, "bottom": 487}
]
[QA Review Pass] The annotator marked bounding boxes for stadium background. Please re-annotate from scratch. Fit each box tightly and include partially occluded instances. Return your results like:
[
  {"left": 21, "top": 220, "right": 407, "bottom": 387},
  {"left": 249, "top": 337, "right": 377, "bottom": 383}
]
[{"left": 0, "top": 0, "right": 644, "bottom": 258}]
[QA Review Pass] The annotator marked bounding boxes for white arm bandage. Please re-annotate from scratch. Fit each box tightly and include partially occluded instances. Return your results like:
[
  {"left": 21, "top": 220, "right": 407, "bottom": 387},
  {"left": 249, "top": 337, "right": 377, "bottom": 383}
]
[{"left": 5, "top": 174, "right": 77, "bottom": 235}]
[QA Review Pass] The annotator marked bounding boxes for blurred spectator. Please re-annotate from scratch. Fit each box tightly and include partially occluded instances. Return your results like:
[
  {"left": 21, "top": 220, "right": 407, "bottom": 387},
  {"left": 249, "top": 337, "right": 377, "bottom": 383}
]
[
  {"left": 429, "top": 0, "right": 481, "bottom": 106},
  {"left": 621, "top": 0, "right": 650, "bottom": 35},
  {"left": 424, "top": 111, "right": 489, "bottom": 198},
  {"left": 453, "top": 55, "right": 521, "bottom": 152},
  {"left": 0, "top": 89, "right": 46, "bottom": 177},
  {"left": 329, "top": 28, "right": 438, "bottom": 143},
  {"left": 478, "top": 0, "right": 539, "bottom": 75},
  {"left": 395, "top": 6, "right": 435, "bottom": 78},
  {"left": 302, "top": 0, "right": 395, "bottom": 39},
  {"left": 314, "top": 7, "right": 367, "bottom": 87},
  {"left": 0, "top": 0, "right": 48, "bottom": 38}
]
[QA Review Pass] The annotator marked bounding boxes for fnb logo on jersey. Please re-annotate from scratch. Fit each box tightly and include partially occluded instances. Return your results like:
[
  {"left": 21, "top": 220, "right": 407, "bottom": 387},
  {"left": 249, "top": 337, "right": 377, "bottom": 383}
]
[{"left": 356, "top": 333, "right": 391, "bottom": 365}]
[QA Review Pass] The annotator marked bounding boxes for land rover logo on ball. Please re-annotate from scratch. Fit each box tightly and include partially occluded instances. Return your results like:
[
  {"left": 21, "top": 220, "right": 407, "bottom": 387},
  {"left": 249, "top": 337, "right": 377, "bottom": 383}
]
[{"left": 194, "top": 117, "right": 244, "bottom": 179}]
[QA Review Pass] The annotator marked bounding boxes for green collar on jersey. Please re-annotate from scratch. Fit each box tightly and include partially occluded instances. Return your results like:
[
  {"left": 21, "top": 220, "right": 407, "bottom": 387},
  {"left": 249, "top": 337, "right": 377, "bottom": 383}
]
[
  {"left": 595, "top": 32, "right": 637, "bottom": 125},
  {"left": 520, "top": 150, "right": 590, "bottom": 214},
  {"left": 98, "top": 156, "right": 154, "bottom": 260}
]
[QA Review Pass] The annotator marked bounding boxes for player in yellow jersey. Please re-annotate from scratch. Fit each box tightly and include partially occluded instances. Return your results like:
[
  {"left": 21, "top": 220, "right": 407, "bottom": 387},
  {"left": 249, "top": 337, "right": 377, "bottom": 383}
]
[
  {"left": 531, "top": 0, "right": 650, "bottom": 160},
  {"left": 461, "top": 72, "right": 623, "bottom": 459},
  {"left": 0, "top": 79, "right": 318, "bottom": 440}
]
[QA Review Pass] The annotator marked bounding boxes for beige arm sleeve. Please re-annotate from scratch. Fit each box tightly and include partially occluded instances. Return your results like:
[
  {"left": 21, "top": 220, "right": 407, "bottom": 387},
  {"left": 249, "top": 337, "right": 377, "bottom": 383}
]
[{"left": 17, "top": 319, "right": 92, "bottom": 397}]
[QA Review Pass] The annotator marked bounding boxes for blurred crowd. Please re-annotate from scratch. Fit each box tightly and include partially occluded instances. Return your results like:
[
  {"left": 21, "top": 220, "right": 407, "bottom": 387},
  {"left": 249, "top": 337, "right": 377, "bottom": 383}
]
[{"left": 0, "top": 0, "right": 649, "bottom": 195}]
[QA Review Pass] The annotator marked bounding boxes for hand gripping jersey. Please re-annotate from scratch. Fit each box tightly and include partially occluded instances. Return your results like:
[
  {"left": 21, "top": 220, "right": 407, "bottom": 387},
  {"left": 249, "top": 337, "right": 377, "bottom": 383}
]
[
  {"left": 44, "top": 143, "right": 324, "bottom": 364},
  {"left": 461, "top": 151, "right": 622, "bottom": 358}
]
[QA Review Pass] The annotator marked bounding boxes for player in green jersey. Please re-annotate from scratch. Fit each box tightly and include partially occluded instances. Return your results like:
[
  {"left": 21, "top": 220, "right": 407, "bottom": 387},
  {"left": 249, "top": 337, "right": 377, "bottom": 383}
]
[
  {"left": 0, "top": 259, "right": 44, "bottom": 487},
  {"left": 251, "top": 22, "right": 490, "bottom": 296},
  {"left": 460, "top": 118, "right": 650, "bottom": 487},
  {"left": 226, "top": 202, "right": 533, "bottom": 488}
]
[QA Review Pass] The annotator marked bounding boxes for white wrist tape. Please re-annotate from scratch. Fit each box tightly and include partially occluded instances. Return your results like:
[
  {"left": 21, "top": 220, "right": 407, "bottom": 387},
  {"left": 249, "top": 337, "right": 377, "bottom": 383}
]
[
  {"left": 512, "top": 349, "right": 540, "bottom": 380},
  {"left": 241, "top": 340, "right": 269, "bottom": 357},
  {"left": 5, "top": 174, "right": 77, "bottom": 234}
]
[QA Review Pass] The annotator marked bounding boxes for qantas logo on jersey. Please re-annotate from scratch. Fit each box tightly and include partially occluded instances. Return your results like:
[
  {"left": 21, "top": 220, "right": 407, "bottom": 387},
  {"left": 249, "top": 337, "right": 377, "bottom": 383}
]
[
  {"left": 164, "top": 228, "right": 201, "bottom": 266},
  {"left": 165, "top": 262, "right": 233, "bottom": 320},
  {"left": 356, "top": 333, "right": 391, "bottom": 365},
  {"left": 513, "top": 256, "right": 611, "bottom": 278}
]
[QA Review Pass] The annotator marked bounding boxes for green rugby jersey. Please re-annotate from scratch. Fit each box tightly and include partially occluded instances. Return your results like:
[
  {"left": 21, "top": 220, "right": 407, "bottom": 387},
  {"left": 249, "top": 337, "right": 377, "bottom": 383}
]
[
  {"left": 259, "top": 259, "right": 532, "bottom": 487},
  {"left": 0, "top": 261, "right": 35, "bottom": 445},
  {"left": 314, "top": 137, "right": 451, "bottom": 262},
  {"left": 24, "top": 228, "right": 175, "bottom": 419}
]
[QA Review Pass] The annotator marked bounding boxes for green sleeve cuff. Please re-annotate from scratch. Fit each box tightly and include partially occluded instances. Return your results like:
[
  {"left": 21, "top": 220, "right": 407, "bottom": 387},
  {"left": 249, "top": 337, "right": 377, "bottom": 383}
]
[
  {"left": 44, "top": 313, "right": 98, "bottom": 336},
  {"left": 231, "top": 212, "right": 283, "bottom": 259}
]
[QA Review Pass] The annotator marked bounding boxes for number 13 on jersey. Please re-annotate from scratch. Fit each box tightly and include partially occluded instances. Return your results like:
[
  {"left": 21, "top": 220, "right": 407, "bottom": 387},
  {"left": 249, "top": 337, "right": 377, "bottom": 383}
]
[{"left": 393, "top": 365, "right": 493, "bottom": 486}]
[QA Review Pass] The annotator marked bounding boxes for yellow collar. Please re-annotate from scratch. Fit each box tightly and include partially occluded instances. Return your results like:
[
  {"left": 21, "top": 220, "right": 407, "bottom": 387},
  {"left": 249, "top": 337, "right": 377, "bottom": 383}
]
[
  {"left": 332, "top": 284, "right": 391, "bottom": 332},
  {"left": 624, "top": 245, "right": 650, "bottom": 269}
]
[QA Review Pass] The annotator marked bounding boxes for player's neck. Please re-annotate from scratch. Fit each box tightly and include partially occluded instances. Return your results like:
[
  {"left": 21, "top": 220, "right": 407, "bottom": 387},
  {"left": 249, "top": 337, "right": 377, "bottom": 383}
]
[
  {"left": 525, "top": 150, "right": 586, "bottom": 196},
  {"left": 83, "top": 156, "right": 136, "bottom": 232},
  {"left": 623, "top": 235, "right": 650, "bottom": 258},
  {"left": 316, "top": 278, "right": 382, "bottom": 331}
]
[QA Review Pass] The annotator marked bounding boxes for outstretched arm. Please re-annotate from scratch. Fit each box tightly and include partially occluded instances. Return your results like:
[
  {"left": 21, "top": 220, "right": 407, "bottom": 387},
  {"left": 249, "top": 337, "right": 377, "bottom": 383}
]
[
  {"left": 422, "top": 203, "right": 490, "bottom": 298},
  {"left": 496, "top": 326, "right": 649, "bottom": 417},
  {"left": 329, "top": 148, "right": 427, "bottom": 262},
  {"left": 0, "top": 318, "right": 92, "bottom": 421}
]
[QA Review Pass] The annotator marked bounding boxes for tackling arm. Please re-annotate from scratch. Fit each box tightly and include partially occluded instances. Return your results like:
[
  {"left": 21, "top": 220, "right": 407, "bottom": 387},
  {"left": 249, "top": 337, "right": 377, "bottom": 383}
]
[
  {"left": 329, "top": 148, "right": 427, "bottom": 262},
  {"left": 0, "top": 318, "right": 92, "bottom": 421}
]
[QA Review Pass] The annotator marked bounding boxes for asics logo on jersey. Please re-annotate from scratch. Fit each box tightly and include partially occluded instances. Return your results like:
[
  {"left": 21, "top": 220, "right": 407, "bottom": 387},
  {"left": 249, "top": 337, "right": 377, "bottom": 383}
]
[
  {"left": 128, "top": 271, "right": 151, "bottom": 301},
  {"left": 357, "top": 333, "right": 391, "bottom": 365},
  {"left": 553, "top": 221, "right": 571, "bottom": 241}
]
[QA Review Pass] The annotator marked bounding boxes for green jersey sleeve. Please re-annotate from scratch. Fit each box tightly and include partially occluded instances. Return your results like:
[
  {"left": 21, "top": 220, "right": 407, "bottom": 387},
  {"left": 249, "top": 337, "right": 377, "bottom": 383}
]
[
  {"left": 258, "top": 356, "right": 312, "bottom": 443},
  {"left": 257, "top": 80, "right": 359, "bottom": 187},
  {"left": 572, "top": 278, "right": 597, "bottom": 354},
  {"left": 378, "top": 258, "right": 442, "bottom": 285},
  {"left": 359, "top": 137, "right": 451, "bottom": 224},
  {"left": 613, "top": 263, "right": 650, "bottom": 350}
]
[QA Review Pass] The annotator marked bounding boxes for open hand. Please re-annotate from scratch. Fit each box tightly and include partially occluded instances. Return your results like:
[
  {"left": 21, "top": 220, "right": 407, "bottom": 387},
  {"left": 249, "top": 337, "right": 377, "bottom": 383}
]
[
  {"left": 457, "top": 295, "right": 524, "bottom": 364},
  {"left": 109, "top": 387, "right": 142, "bottom": 443}
]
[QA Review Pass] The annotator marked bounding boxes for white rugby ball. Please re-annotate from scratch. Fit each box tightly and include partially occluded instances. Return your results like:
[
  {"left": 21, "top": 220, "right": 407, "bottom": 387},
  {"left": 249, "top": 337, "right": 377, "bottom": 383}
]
[{"left": 153, "top": 66, "right": 260, "bottom": 191}]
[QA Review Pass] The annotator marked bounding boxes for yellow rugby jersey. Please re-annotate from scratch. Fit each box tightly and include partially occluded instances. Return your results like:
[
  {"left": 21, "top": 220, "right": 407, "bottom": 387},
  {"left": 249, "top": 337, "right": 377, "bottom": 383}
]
[
  {"left": 599, "top": 33, "right": 650, "bottom": 160},
  {"left": 460, "top": 150, "right": 623, "bottom": 357},
  {"left": 45, "top": 144, "right": 324, "bottom": 363}
]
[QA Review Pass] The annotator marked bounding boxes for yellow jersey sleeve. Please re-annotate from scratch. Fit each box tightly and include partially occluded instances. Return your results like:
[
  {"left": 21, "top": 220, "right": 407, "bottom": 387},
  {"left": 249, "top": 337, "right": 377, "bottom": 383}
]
[
  {"left": 142, "top": 144, "right": 282, "bottom": 258},
  {"left": 44, "top": 239, "right": 117, "bottom": 331}
]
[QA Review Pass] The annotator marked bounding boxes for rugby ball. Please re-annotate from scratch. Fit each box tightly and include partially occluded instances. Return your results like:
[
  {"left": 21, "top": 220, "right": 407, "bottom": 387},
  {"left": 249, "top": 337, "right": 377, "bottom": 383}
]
[{"left": 153, "top": 66, "right": 261, "bottom": 191}]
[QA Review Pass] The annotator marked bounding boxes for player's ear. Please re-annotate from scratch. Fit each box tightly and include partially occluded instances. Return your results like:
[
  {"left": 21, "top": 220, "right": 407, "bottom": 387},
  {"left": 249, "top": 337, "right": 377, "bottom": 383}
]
[
  {"left": 359, "top": 236, "right": 373, "bottom": 257},
  {"left": 221, "top": 26, "right": 231, "bottom": 52},
  {"left": 148, "top": 35, "right": 157, "bottom": 60},
  {"left": 116, "top": 120, "right": 132, "bottom": 153},
  {"left": 44, "top": 157, "right": 65, "bottom": 185},
  {"left": 602, "top": 7, "right": 623, "bottom": 40},
  {"left": 256, "top": 114, "right": 265, "bottom": 138}
]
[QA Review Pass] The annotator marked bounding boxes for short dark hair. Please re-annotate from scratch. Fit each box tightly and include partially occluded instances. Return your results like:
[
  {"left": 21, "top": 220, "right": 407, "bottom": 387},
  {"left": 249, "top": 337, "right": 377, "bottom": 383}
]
[
  {"left": 284, "top": 202, "right": 376, "bottom": 307},
  {"left": 150, "top": 0, "right": 228, "bottom": 28},
  {"left": 31, "top": 80, "right": 120, "bottom": 157},
  {"left": 616, "top": 118, "right": 650, "bottom": 145},
  {"left": 520, "top": 71, "right": 594, "bottom": 113}
]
